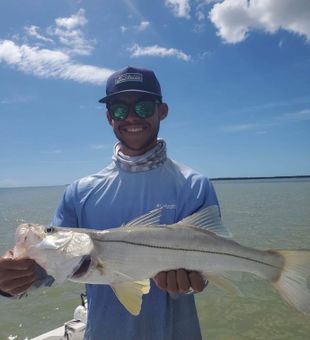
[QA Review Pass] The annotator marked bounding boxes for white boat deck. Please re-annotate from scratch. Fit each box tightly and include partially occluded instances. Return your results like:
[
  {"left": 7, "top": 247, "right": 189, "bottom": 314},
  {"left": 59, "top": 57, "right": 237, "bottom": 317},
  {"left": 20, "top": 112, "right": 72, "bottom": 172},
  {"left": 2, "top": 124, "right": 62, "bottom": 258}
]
[{"left": 31, "top": 319, "right": 85, "bottom": 340}]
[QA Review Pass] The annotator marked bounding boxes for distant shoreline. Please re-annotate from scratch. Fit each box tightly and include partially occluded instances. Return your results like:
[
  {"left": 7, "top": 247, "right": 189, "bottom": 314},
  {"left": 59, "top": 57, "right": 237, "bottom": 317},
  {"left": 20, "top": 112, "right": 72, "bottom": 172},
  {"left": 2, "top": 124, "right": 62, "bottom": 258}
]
[
  {"left": 211, "top": 175, "right": 310, "bottom": 181},
  {"left": 1, "top": 175, "right": 310, "bottom": 189}
]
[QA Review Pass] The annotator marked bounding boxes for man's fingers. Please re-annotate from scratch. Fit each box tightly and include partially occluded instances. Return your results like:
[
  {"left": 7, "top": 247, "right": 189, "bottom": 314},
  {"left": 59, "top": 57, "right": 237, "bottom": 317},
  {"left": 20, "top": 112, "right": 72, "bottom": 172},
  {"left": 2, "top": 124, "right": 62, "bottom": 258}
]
[
  {"left": 3, "top": 250, "right": 14, "bottom": 259},
  {"left": 0, "top": 266, "right": 36, "bottom": 282},
  {"left": 0, "top": 258, "right": 36, "bottom": 271},
  {"left": 7, "top": 280, "right": 35, "bottom": 296},
  {"left": 188, "top": 271, "right": 205, "bottom": 292},
  {"left": 176, "top": 269, "right": 191, "bottom": 293},
  {"left": 153, "top": 271, "right": 167, "bottom": 290},
  {"left": 0, "top": 256, "right": 37, "bottom": 295},
  {"left": 1, "top": 271, "right": 36, "bottom": 295},
  {"left": 166, "top": 270, "right": 178, "bottom": 293}
]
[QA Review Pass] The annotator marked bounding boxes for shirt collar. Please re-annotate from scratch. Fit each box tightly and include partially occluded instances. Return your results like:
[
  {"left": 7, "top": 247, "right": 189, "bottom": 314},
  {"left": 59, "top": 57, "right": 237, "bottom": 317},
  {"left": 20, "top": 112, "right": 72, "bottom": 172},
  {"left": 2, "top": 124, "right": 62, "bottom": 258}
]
[{"left": 112, "top": 139, "right": 167, "bottom": 172}]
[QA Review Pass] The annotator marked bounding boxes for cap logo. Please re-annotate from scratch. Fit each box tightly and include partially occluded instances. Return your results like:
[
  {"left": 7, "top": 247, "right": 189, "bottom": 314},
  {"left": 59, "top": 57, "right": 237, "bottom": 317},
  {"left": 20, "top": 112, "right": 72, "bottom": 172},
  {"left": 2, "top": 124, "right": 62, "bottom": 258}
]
[{"left": 115, "top": 73, "right": 143, "bottom": 85}]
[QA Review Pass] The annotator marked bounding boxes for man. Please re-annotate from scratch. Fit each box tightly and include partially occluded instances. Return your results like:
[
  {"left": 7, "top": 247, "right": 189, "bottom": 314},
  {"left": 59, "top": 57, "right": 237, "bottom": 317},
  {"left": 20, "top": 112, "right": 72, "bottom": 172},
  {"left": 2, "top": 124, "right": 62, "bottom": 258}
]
[{"left": 0, "top": 66, "right": 220, "bottom": 339}]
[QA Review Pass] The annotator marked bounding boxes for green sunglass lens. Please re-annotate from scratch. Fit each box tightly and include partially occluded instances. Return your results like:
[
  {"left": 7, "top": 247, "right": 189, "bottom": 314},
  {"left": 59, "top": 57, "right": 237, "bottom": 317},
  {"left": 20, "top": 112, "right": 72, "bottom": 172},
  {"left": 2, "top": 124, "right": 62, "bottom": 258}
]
[
  {"left": 110, "top": 104, "right": 127, "bottom": 120},
  {"left": 109, "top": 100, "right": 157, "bottom": 120},
  {"left": 135, "top": 101, "right": 155, "bottom": 118}
]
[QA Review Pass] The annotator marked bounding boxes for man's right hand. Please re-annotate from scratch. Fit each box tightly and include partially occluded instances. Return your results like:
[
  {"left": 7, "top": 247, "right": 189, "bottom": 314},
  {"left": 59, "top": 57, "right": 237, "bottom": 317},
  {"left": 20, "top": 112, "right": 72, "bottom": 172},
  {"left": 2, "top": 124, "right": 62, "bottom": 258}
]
[{"left": 0, "top": 250, "right": 37, "bottom": 296}]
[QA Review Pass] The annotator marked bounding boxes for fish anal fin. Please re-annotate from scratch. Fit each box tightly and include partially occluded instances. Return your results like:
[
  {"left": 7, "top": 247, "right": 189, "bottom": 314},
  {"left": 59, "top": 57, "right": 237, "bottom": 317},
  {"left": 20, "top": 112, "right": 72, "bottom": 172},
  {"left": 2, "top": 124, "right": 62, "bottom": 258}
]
[
  {"left": 204, "top": 272, "right": 242, "bottom": 296},
  {"left": 111, "top": 279, "right": 150, "bottom": 315}
]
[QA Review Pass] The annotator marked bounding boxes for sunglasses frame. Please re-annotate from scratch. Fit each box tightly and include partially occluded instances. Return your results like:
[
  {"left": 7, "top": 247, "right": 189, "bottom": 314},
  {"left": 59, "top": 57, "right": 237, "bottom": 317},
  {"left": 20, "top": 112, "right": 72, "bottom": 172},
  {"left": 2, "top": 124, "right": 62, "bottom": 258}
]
[{"left": 107, "top": 98, "right": 161, "bottom": 121}]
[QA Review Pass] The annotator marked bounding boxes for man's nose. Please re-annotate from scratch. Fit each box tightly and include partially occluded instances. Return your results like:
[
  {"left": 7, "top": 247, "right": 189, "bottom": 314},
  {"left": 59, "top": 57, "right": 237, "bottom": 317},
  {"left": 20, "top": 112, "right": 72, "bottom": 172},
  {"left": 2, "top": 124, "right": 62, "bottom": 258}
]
[{"left": 126, "top": 105, "right": 139, "bottom": 121}]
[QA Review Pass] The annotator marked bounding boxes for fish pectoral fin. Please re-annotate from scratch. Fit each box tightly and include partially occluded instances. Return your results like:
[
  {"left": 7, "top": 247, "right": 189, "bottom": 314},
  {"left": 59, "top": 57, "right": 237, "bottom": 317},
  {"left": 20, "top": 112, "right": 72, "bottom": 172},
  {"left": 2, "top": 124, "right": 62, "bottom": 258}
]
[
  {"left": 205, "top": 272, "right": 243, "bottom": 296},
  {"left": 111, "top": 279, "right": 150, "bottom": 316}
]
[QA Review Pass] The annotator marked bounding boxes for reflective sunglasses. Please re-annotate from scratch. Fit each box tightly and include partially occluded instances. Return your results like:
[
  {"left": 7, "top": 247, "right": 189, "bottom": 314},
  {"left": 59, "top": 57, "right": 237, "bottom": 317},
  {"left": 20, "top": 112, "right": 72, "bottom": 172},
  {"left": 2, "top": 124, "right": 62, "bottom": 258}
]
[{"left": 107, "top": 99, "right": 161, "bottom": 121}]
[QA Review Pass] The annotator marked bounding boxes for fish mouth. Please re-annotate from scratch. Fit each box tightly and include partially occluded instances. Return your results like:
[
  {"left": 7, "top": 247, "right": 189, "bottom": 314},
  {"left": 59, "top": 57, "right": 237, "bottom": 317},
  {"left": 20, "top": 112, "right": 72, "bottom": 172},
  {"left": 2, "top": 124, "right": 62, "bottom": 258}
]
[{"left": 72, "top": 255, "right": 91, "bottom": 278}]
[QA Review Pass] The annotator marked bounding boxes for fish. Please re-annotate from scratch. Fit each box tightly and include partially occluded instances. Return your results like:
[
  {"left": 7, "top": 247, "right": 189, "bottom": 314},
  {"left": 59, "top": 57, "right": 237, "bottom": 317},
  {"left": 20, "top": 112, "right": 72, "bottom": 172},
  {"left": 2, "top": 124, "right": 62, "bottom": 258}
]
[{"left": 13, "top": 205, "right": 310, "bottom": 316}]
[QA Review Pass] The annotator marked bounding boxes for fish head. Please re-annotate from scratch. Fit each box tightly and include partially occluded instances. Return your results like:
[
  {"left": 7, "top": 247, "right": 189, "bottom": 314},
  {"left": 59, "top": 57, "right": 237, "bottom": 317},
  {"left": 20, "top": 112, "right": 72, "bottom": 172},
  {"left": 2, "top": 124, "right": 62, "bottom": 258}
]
[
  {"left": 14, "top": 223, "right": 47, "bottom": 258},
  {"left": 14, "top": 224, "right": 94, "bottom": 282}
]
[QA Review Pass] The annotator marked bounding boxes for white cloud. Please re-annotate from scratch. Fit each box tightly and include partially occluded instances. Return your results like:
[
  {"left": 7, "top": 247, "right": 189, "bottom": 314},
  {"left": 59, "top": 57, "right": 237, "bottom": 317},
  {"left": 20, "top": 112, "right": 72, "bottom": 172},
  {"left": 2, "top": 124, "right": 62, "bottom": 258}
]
[
  {"left": 128, "top": 44, "right": 191, "bottom": 61},
  {"left": 51, "top": 26, "right": 95, "bottom": 56},
  {"left": 220, "top": 107, "right": 310, "bottom": 133},
  {"left": 90, "top": 144, "right": 110, "bottom": 150},
  {"left": 220, "top": 123, "right": 258, "bottom": 132},
  {"left": 165, "top": 0, "right": 191, "bottom": 18},
  {"left": 1, "top": 95, "right": 36, "bottom": 105},
  {"left": 197, "top": 50, "right": 212, "bottom": 60},
  {"left": 24, "top": 25, "right": 54, "bottom": 43},
  {"left": 41, "top": 150, "right": 63, "bottom": 154},
  {"left": 281, "top": 108, "right": 310, "bottom": 122},
  {"left": 196, "top": 10, "right": 206, "bottom": 21},
  {"left": 232, "top": 96, "right": 310, "bottom": 114},
  {"left": 137, "top": 21, "right": 150, "bottom": 31},
  {"left": 120, "top": 21, "right": 150, "bottom": 33},
  {"left": 209, "top": 0, "right": 310, "bottom": 43},
  {"left": 0, "top": 40, "right": 22, "bottom": 64},
  {"left": 60, "top": 63, "right": 112, "bottom": 84},
  {"left": 0, "top": 178, "right": 18, "bottom": 188},
  {"left": 0, "top": 40, "right": 113, "bottom": 85},
  {"left": 55, "top": 8, "right": 87, "bottom": 30},
  {"left": 0, "top": 9, "right": 114, "bottom": 85},
  {"left": 48, "top": 9, "right": 94, "bottom": 56}
]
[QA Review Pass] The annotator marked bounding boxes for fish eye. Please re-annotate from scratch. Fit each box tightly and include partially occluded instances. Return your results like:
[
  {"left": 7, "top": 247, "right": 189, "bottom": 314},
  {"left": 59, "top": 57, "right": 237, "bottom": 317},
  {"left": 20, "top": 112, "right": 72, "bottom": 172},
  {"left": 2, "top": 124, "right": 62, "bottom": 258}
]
[{"left": 46, "top": 227, "right": 55, "bottom": 233}]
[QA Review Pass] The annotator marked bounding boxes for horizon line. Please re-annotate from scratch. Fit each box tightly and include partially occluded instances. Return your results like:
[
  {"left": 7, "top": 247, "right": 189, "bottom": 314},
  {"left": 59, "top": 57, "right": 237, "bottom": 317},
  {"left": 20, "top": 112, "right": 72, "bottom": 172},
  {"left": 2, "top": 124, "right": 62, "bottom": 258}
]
[{"left": 1, "top": 175, "right": 310, "bottom": 189}]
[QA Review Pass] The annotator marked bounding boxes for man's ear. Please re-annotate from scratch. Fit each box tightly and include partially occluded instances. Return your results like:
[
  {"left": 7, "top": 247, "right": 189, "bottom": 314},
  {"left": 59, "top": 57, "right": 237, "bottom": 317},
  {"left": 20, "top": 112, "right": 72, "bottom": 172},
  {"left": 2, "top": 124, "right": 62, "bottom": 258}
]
[
  {"left": 159, "top": 103, "right": 169, "bottom": 121},
  {"left": 106, "top": 111, "right": 113, "bottom": 126}
]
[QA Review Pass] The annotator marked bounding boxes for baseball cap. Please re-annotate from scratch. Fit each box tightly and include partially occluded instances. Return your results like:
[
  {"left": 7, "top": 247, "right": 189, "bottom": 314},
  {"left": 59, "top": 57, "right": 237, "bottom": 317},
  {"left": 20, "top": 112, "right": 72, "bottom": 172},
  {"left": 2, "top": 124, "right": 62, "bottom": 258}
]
[{"left": 99, "top": 66, "right": 162, "bottom": 104}]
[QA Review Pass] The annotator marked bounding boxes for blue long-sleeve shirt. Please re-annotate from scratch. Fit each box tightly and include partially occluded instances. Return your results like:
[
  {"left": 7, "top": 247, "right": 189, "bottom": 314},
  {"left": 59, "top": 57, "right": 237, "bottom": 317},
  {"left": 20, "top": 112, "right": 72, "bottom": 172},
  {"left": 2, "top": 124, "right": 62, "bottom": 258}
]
[{"left": 52, "top": 157, "right": 219, "bottom": 340}]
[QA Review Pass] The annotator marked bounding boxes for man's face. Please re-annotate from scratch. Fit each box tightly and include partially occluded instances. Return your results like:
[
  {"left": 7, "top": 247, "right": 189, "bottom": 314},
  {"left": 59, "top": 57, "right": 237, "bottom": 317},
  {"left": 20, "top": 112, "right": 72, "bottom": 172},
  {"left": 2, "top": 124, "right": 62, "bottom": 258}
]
[{"left": 106, "top": 92, "right": 168, "bottom": 156}]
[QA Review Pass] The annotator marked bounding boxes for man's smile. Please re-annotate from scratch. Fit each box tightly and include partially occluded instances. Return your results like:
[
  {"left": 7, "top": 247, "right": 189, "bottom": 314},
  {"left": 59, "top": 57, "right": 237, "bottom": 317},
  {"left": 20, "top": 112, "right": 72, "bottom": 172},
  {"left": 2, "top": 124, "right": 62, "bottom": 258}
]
[{"left": 121, "top": 125, "right": 147, "bottom": 133}]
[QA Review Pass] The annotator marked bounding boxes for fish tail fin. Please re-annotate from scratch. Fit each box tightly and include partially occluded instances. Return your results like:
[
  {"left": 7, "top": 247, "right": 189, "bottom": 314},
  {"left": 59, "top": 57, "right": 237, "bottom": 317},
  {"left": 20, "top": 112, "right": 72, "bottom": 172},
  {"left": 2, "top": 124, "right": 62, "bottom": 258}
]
[{"left": 272, "top": 250, "right": 310, "bottom": 315}]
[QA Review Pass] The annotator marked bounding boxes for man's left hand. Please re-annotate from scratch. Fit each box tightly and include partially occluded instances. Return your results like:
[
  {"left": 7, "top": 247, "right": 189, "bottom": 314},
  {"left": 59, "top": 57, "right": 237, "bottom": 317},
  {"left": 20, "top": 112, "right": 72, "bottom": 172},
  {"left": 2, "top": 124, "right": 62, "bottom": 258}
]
[{"left": 153, "top": 269, "right": 205, "bottom": 294}]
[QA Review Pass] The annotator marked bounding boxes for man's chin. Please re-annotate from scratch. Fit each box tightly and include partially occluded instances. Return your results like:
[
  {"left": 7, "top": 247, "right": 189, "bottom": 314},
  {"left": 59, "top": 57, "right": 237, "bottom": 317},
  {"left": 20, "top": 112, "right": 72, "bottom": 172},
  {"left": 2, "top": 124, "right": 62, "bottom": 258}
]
[{"left": 118, "top": 139, "right": 158, "bottom": 156}]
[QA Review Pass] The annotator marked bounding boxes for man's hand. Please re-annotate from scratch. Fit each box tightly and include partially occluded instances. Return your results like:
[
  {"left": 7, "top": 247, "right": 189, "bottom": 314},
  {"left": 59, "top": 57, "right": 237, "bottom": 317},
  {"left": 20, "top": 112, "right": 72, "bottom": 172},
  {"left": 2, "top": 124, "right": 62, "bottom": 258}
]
[
  {"left": 0, "top": 250, "right": 37, "bottom": 296},
  {"left": 153, "top": 269, "right": 205, "bottom": 294}
]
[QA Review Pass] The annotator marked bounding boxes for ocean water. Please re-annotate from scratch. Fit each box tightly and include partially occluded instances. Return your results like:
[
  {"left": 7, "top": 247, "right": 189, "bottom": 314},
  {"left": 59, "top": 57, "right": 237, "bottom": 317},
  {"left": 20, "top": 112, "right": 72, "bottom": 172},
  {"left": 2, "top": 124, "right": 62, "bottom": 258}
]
[{"left": 0, "top": 179, "right": 310, "bottom": 340}]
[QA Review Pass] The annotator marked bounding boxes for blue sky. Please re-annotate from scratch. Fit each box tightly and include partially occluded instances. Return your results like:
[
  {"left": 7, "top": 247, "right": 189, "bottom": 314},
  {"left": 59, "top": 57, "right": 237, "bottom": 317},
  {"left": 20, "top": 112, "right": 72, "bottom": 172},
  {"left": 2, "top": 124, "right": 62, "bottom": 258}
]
[{"left": 0, "top": 0, "right": 309, "bottom": 187}]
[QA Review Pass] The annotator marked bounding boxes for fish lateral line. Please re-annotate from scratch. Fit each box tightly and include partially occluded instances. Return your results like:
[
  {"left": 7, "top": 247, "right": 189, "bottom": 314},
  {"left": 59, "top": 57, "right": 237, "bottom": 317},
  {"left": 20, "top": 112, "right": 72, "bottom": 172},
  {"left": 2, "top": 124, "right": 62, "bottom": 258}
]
[{"left": 93, "top": 238, "right": 282, "bottom": 270}]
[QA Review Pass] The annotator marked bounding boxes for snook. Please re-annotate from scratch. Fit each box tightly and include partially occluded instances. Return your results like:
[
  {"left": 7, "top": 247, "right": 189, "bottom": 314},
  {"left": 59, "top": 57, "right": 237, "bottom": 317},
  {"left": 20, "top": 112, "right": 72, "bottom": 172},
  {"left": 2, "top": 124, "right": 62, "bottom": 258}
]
[{"left": 14, "top": 206, "right": 310, "bottom": 316}]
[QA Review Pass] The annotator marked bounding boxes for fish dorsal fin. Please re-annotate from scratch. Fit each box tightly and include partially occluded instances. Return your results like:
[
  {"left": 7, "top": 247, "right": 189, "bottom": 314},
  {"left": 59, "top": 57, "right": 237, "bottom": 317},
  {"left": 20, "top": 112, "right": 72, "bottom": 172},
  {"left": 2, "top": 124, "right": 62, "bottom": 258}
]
[
  {"left": 111, "top": 279, "right": 150, "bottom": 315},
  {"left": 177, "top": 205, "right": 232, "bottom": 238},
  {"left": 123, "top": 208, "right": 162, "bottom": 228}
]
